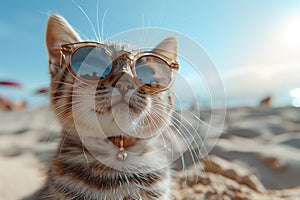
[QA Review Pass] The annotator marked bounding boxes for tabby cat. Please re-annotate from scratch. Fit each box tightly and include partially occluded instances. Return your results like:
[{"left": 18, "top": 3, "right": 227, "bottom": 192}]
[{"left": 36, "top": 14, "right": 180, "bottom": 200}]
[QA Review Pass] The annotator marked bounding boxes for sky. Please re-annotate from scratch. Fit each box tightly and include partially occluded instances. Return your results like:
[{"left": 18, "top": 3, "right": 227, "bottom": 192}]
[{"left": 0, "top": 0, "right": 300, "bottom": 107}]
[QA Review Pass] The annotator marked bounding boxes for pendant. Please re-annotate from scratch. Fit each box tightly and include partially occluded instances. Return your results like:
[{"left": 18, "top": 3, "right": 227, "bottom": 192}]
[
  {"left": 117, "top": 137, "right": 127, "bottom": 161},
  {"left": 117, "top": 148, "right": 128, "bottom": 161}
]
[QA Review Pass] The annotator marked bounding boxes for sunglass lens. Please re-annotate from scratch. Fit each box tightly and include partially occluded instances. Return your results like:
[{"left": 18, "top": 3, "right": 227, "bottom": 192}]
[
  {"left": 71, "top": 46, "right": 112, "bottom": 80},
  {"left": 135, "top": 56, "right": 172, "bottom": 90}
]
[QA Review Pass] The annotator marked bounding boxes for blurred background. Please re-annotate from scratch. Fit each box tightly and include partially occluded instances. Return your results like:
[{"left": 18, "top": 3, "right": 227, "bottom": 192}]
[
  {"left": 0, "top": 0, "right": 300, "bottom": 108},
  {"left": 1, "top": 1, "right": 300, "bottom": 199}
]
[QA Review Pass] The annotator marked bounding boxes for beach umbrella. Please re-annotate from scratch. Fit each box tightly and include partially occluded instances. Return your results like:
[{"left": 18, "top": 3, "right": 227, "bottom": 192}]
[
  {"left": 0, "top": 81, "right": 22, "bottom": 87},
  {"left": 35, "top": 87, "right": 49, "bottom": 94}
]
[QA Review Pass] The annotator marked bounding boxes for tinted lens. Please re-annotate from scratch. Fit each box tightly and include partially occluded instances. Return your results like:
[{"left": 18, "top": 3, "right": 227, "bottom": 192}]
[
  {"left": 71, "top": 46, "right": 112, "bottom": 80},
  {"left": 135, "top": 56, "right": 172, "bottom": 89}
]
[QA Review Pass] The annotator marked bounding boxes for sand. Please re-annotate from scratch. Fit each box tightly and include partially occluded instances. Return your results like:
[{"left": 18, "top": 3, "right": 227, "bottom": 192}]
[{"left": 0, "top": 105, "right": 299, "bottom": 199}]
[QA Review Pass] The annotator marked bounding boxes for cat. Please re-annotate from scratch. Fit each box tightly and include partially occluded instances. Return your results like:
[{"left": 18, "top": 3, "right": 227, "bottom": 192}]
[{"left": 35, "top": 14, "right": 181, "bottom": 200}]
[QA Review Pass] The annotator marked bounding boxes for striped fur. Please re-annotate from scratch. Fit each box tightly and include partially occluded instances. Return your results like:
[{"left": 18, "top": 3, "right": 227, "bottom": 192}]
[
  {"left": 37, "top": 14, "right": 178, "bottom": 200},
  {"left": 38, "top": 135, "right": 172, "bottom": 200}
]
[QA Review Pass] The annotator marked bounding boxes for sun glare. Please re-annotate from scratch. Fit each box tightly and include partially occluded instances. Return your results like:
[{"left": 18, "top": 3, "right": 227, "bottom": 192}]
[
  {"left": 286, "top": 17, "right": 300, "bottom": 48},
  {"left": 289, "top": 88, "right": 300, "bottom": 107}
]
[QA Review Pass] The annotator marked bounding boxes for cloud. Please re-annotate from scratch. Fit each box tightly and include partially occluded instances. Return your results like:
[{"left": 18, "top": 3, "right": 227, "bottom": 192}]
[{"left": 222, "top": 60, "right": 300, "bottom": 105}]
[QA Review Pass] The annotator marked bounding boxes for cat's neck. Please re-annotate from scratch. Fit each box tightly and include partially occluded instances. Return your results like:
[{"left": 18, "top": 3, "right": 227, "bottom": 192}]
[{"left": 46, "top": 133, "right": 172, "bottom": 199}]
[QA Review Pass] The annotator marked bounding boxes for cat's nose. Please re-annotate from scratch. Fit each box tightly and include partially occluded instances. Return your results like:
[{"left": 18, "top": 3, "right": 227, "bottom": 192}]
[{"left": 116, "top": 80, "right": 133, "bottom": 95}]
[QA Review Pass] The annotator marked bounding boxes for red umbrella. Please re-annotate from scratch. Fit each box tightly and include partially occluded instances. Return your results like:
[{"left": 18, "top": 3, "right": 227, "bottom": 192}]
[
  {"left": 0, "top": 81, "right": 22, "bottom": 87},
  {"left": 35, "top": 87, "right": 49, "bottom": 94}
]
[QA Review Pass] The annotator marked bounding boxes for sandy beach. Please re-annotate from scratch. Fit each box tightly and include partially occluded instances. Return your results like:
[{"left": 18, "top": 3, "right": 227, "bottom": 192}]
[{"left": 0, "top": 105, "right": 300, "bottom": 199}]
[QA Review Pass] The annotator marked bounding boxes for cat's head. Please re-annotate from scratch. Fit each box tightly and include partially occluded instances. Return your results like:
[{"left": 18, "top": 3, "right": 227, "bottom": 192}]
[{"left": 46, "top": 14, "right": 178, "bottom": 150}]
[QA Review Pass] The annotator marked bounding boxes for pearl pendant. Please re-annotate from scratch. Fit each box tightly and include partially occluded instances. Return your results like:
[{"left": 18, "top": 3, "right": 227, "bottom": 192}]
[{"left": 117, "top": 147, "right": 127, "bottom": 161}]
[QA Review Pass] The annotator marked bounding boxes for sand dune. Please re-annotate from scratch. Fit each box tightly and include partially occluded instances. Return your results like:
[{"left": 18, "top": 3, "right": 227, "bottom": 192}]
[{"left": 0, "top": 105, "right": 299, "bottom": 199}]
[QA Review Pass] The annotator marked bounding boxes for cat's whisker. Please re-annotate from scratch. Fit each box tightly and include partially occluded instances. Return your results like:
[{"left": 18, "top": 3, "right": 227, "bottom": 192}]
[
  {"left": 57, "top": 125, "right": 73, "bottom": 164},
  {"left": 79, "top": 108, "right": 99, "bottom": 167},
  {"left": 170, "top": 122, "right": 207, "bottom": 178},
  {"left": 48, "top": 90, "right": 94, "bottom": 96},
  {"left": 178, "top": 110, "right": 211, "bottom": 156},
  {"left": 51, "top": 84, "right": 97, "bottom": 94},
  {"left": 101, "top": 9, "right": 110, "bottom": 42},
  {"left": 53, "top": 104, "right": 73, "bottom": 118},
  {"left": 71, "top": 78, "right": 99, "bottom": 90},
  {"left": 179, "top": 108, "right": 210, "bottom": 128},
  {"left": 57, "top": 103, "right": 96, "bottom": 162},
  {"left": 73, "top": 27, "right": 90, "bottom": 40},
  {"left": 104, "top": 24, "right": 113, "bottom": 42},
  {"left": 53, "top": 112, "right": 76, "bottom": 131},
  {"left": 71, "top": 0, "right": 100, "bottom": 42},
  {"left": 154, "top": 111, "right": 197, "bottom": 152},
  {"left": 169, "top": 112, "right": 205, "bottom": 157},
  {"left": 150, "top": 107, "right": 204, "bottom": 175},
  {"left": 50, "top": 94, "right": 95, "bottom": 100},
  {"left": 52, "top": 100, "right": 81, "bottom": 113},
  {"left": 130, "top": 100, "right": 157, "bottom": 138},
  {"left": 151, "top": 100, "right": 211, "bottom": 152},
  {"left": 96, "top": 0, "right": 101, "bottom": 42},
  {"left": 53, "top": 101, "right": 82, "bottom": 120},
  {"left": 144, "top": 107, "right": 170, "bottom": 146},
  {"left": 140, "top": 106, "right": 183, "bottom": 163},
  {"left": 144, "top": 113, "right": 155, "bottom": 139},
  {"left": 51, "top": 79, "right": 74, "bottom": 86},
  {"left": 61, "top": 86, "right": 95, "bottom": 95}
]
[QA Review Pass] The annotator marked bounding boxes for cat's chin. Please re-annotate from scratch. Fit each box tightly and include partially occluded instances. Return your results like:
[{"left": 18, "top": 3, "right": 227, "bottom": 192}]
[
  {"left": 92, "top": 105, "right": 167, "bottom": 140},
  {"left": 111, "top": 102, "right": 132, "bottom": 113},
  {"left": 92, "top": 108, "right": 141, "bottom": 136},
  {"left": 92, "top": 102, "right": 141, "bottom": 115}
]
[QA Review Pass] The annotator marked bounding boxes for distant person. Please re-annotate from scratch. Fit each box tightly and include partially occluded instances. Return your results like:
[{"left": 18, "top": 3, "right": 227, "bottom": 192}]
[{"left": 260, "top": 96, "right": 272, "bottom": 106}]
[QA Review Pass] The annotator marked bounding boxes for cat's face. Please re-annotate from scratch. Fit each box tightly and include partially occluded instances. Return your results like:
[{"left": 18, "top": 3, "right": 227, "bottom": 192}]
[{"left": 46, "top": 14, "right": 178, "bottom": 150}]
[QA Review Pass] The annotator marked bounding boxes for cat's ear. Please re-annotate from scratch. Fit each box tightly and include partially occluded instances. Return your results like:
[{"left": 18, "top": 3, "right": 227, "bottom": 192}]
[
  {"left": 46, "top": 14, "right": 81, "bottom": 74},
  {"left": 152, "top": 37, "right": 178, "bottom": 61}
]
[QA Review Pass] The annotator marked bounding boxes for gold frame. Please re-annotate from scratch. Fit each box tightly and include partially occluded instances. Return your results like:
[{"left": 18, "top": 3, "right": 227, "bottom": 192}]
[{"left": 60, "top": 41, "right": 179, "bottom": 92}]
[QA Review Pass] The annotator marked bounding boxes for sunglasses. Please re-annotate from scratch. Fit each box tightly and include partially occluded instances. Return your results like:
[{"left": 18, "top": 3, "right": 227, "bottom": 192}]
[{"left": 60, "top": 42, "right": 179, "bottom": 92}]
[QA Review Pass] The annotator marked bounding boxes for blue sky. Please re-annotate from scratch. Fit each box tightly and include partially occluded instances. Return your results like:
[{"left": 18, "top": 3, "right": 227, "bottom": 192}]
[{"left": 1, "top": 0, "right": 300, "bottom": 106}]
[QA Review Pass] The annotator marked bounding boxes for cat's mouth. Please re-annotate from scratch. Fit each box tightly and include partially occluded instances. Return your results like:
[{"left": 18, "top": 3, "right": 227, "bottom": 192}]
[
  {"left": 107, "top": 136, "right": 139, "bottom": 148},
  {"left": 111, "top": 100, "right": 135, "bottom": 109}
]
